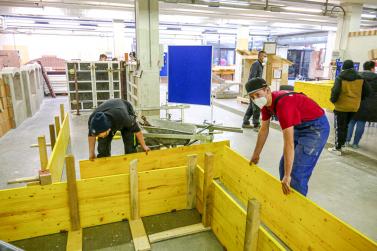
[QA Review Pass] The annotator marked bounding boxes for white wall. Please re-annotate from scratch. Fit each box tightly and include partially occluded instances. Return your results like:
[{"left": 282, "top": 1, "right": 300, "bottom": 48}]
[
  {"left": 0, "top": 33, "right": 133, "bottom": 62},
  {"left": 346, "top": 35, "right": 377, "bottom": 64}
]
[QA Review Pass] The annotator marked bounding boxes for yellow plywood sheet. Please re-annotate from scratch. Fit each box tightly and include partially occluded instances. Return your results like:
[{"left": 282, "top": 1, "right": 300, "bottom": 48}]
[
  {"left": 294, "top": 81, "right": 335, "bottom": 110},
  {"left": 47, "top": 113, "right": 70, "bottom": 182},
  {"left": 195, "top": 165, "right": 204, "bottom": 214},
  {"left": 78, "top": 166, "right": 188, "bottom": 228},
  {"left": 220, "top": 146, "right": 377, "bottom": 251},
  {"left": 0, "top": 166, "right": 188, "bottom": 242},
  {"left": 80, "top": 141, "right": 229, "bottom": 179},
  {"left": 211, "top": 182, "right": 286, "bottom": 251},
  {"left": 0, "top": 182, "right": 70, "bottom": 242}
]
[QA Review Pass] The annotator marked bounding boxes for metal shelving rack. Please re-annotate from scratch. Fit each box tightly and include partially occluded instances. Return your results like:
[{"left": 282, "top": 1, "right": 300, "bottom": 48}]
[{"left": 66, "top": 61, "right": 121, "bottom": 111}]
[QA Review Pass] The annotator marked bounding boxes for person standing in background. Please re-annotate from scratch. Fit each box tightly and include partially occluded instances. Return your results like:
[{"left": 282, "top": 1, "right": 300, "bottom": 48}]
[
  {"left": 346, "top": 61, "right": 377, "bottom": 149},
  {"left": 242, "top": 50, "right": 267, "bottom": 131},
  {"left": 99, "top": 54, "right": 108, "bottom": 61},
  {"left": 329, "top": 60, "right": 370, "bottom": 155}
]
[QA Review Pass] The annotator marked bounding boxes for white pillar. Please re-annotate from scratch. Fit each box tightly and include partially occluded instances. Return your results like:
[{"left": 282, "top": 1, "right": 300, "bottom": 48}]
[
  {"left": 135, "top": 0, "right": 160, "bottom": 114},
  {"left": 112, "top": 20, "right": 129, "bottom": 60},
  {"left": 234, "top": 27, "right": 249, "bottom": 83},
  {"left": 333, "top": 2, "right": 362, "bottom": 59}
]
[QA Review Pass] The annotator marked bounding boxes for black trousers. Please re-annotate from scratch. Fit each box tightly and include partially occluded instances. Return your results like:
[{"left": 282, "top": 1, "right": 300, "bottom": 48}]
[
  {"left": 334, "top": 110, "right": 355, "bottom": 150},
  {"left": 243, "top": 101, "right": 261, "bottom": 126},
  {"left": 97, "top": 129, "right": 137, "bottom": 158}
]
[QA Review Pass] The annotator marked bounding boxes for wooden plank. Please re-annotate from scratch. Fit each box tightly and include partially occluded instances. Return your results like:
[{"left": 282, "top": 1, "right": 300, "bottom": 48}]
[
  {"left": 47, "top": 113, "right": 70, "bottom": 182},
  {"left": 0, "top": 183, "right": 70, "bottom": 242},
  {"left": 78, "top": 166, "right": 187, "bottom": 228},
  {"left": 39, "top": 170, "right": 52, "bottom": 185},
  {"left": 66, "top": 229, "right": 82, "bottom": 251},
  {"left": 66, "top": 155, "right": 80, "bottom": 231},
  {"left": 129, "top": 159, "right": 139, "bottom": 220},
  {"left": 186, "top": 154, "right": 198, "bottom": 209},
  {"left": 1, "top": 165, "right": 188, "bottom": 242},
  {"left": 195, "top": 165, "right": 204, "bottom": 214},
  {"left": 220, "top": 146, "right": 377, "bottom": 251},
  {"left": 60, "top": 104, "right": 65, "bottom": 124},
  {"left": 129, "top": 219, "right": 151, "bottom": 251},
  {"left": 202, "top": 152, "right": 214, "bottom": 227},
  {"left": 244, "top": 199, "right": 261, "bottom": 251},
  {"left": 49, "top": 124, "right": 56, "bottom": 150},
  {"left": 149, "top": 223, "right": 210, "bottom": 244},
  {"left": 211, "top": 181, "right": 286, "bottom": 251},
  {"left": 54, "top": 116, "right": 61, "bottom": 135},
  {"left": 79, "top": 141, "right": 229, "bottom": 179},
  {"left": 38, "top": 136, "right": 48, "bottom": 171}
]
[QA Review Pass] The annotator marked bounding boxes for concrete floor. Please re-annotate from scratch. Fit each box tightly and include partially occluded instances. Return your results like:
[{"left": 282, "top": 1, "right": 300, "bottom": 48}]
[
  {"left": 0, "top": 90, "right": 376, "bottom": 249},
  {"left": 11, "top": 210, "right": 222, "bottom": 251}
]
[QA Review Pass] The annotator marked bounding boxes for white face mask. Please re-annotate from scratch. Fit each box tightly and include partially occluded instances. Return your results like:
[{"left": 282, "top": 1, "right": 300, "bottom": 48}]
[
  {"left": 253, "top": 96, "right": 267, "bottom": 109},
  {"left": 263, "top": 57, "right": 267, "bottom": 63}
]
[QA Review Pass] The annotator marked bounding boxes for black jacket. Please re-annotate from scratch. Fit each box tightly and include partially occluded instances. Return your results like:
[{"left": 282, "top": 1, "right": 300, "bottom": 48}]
[
  {"left": 248, "top": 60, "right": 263, "bottom": 80},
  {"left": 330, "top": 69, "right": 369, "bottom": 103},
  {"left": 88, "top": 99, "right": 140, "bottom": 136},
  {"left": 353, "top": 71, "right": 377, "bottom": 122}
]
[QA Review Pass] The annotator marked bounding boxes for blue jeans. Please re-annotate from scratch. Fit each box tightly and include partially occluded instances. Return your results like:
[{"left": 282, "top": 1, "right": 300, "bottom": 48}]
[
  {"left": 346, "top": 120, "right": 366, "bottom": 146},
  {"left": 279, "top": 115, "right": 330, "bottom": 196}
]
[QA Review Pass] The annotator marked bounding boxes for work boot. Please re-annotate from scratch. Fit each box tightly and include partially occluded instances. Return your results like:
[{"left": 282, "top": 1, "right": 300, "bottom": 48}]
[
  {"left": 328, "top": 147, "right": 342, "bottom": 156},
  {"left": 242, "top": 123, "right": 253, "bottom": 129},
  {"left": 253, "top": 124, "right": 261, "bottom": 132}
]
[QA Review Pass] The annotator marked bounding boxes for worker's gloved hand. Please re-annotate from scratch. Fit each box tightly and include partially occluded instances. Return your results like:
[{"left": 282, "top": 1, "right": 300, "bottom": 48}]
[
  {"left": 281, "top": 175, "right": 291, "bottom": 195},
  {"left": 143, "top": 145, "right": 150, "bottom": 155},
  {"left": 249, "top": 153, "right": 260, "bottom": 165}
]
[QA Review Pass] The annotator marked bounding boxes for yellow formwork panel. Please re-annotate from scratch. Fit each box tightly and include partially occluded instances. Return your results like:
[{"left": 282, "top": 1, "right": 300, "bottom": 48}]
[
  {"left": 47, "top": 113, "right": 70, "bottom": 182},
  {"left": 79, "top": 141, "right": 229, "bottom": 179},
  {"left": 0, "top": 166, "right": 188, "bottom": 242},
  {"left": 1, "top": 141, "right": 376, "bottom": 251},
  {"left": 219, "top": 146, "right": 377, "bottom": 251},
  {"left": 294, "top": 80, "right": 335, "bottom": 110},
  {"left": 211, "top": 181, "right": 286, "bottom": 251}
]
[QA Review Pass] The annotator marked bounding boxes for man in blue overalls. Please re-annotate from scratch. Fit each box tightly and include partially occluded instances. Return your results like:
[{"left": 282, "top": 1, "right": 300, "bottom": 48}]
[{"left": 247, "top": 78, "right": 330, "bottom": 196}]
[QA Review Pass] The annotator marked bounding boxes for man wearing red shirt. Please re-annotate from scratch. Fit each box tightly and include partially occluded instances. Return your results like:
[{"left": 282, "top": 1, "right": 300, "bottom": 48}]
[{"left": 247, "top": 78, "right": 330, "bottom": 196}]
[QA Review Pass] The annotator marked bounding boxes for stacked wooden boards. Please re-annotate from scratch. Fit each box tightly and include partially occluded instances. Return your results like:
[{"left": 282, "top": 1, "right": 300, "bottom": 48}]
[{"left": 0, "top": 141, "right": 376, "bottom": 251}]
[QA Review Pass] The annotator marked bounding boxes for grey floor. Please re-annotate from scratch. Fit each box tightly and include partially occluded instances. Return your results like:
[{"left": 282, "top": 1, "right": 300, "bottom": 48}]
[
  {"left": 0, "top": 88, "right": 376, "bottom": 249},
  {"left": 11, "top": 209, "right": 222, "bottom": 251}
]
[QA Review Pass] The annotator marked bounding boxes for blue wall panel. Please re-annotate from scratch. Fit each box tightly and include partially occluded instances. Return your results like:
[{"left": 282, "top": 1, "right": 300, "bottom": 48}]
[{"left": 168, "top": 46, "right": 212, "bottom": 106}]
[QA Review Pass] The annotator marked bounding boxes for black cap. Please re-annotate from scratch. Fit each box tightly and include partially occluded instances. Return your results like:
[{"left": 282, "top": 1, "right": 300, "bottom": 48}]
[
  {"left": 245, "top": 77, "right": 268, "bottom": 94},
  {"left": 90, "top": 112, "right": 111, "bottom": 135},
  {"left": 342, "top": 60, "right": 354, "bottom": 70}
]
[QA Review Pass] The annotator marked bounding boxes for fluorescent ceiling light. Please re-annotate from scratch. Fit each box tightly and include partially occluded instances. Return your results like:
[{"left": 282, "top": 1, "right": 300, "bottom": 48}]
[
  {"left": 160, "top": 15, "right": 206, "bottom": 24},
  {"left": 300, "top": 18, "right": 332, "bottom": 23},
  {"left": 282, "top": 7, "right": 322, "bottom": 13},
  {"left": 174, "top": 8, "right": 215, "bottom": 14},
  {"left": 223, "top": 1, "right": 251, "bottom": 6},
  {"left": 85, "top": 9, "right": 133, "bottom": 20},
  {"left": 361, "top": 13, "right": 376, "bottom": 19}
]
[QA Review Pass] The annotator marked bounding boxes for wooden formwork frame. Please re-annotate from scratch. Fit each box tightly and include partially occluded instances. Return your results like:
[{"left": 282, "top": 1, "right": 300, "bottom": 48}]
[
  {"left": 8, "top": 104, "right": 70, "bottom": 186},
  {"left": 1, "top": 141, "right": 377, "bottom": 251}
]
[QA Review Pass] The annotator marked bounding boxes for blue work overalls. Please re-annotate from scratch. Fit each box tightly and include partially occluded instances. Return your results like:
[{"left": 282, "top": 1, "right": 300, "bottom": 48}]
[{"left": 279, "top": 115, "right": 330, "bottom": 196}]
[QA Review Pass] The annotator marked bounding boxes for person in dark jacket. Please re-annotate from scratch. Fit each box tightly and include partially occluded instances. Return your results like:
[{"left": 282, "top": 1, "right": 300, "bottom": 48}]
[
  {"left": 242, "top": 50, "right": 267, "bottom": 131},
  {"left": 329, "top": 60, "right": 370, "bottom": 155},
  {"left": 88, "top": 99, "right": 150, "bottom": 160},
  {"left": 346, "top": 61, "right": 377, "bottom": 148}
]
